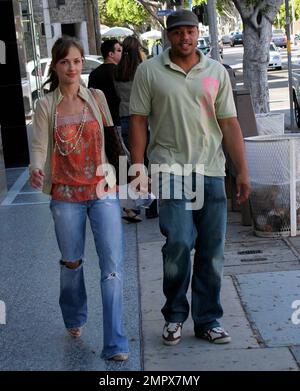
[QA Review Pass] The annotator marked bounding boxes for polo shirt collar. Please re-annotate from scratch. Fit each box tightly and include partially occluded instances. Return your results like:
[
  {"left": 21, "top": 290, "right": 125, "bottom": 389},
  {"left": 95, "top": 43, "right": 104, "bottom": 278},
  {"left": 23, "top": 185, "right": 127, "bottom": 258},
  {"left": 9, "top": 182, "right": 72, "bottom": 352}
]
[{"left": 162, "top": 48, "right": 208, "bottom": 71}]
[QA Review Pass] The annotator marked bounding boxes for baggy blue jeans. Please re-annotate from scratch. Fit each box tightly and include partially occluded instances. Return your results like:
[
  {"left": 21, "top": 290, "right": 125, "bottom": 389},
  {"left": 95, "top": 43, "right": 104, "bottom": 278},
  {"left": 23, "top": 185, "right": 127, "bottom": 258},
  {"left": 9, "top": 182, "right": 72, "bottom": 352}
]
[
  {"left": 158, "top": 174, "right": 227, "bottom": 333},
  {"left": 50, "top": 196, "right": 129, "bottom": 359}
]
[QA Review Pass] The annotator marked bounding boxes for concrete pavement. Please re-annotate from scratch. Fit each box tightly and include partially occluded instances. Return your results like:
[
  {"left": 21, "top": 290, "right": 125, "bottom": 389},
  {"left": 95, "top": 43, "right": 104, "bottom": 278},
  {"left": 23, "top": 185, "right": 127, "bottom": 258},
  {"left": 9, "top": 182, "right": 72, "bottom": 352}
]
[
  {"left": 1, "top": 168, "right": 300, "bottom": 371},
  {"left": 137, "top": 211, "right": 300, "bottom": 371},
  {"left": 0, "top": 168, "right": 141, "bottom": 371}
]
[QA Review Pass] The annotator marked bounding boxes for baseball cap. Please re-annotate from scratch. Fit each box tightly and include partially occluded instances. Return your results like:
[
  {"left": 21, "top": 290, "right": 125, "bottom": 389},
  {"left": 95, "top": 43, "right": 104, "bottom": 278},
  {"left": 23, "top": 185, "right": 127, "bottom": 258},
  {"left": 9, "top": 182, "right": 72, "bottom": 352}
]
[{"left": 166, "top": 9, "right": 199, "bottom": 31}]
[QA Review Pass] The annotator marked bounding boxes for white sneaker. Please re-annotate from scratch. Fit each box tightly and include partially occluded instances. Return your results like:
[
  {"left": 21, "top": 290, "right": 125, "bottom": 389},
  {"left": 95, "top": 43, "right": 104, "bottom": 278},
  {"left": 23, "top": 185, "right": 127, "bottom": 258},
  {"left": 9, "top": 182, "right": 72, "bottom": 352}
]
[
  {"left": 196, "top": 326, "right": 231, "bottom": 344},
  {"left": 162, "top": 322, "right": 183, "bottom": 346}
]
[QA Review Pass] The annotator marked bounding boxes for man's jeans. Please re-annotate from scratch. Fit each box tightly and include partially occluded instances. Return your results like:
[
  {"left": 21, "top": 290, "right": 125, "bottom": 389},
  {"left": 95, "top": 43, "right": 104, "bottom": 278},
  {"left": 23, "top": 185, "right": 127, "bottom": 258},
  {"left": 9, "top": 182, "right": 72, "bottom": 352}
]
[
  {"left": 50, "top": 197, "right": 129, "bottom": 359},
  {"left": 158, "top": 175, "right": 227, "bottom": 333}
]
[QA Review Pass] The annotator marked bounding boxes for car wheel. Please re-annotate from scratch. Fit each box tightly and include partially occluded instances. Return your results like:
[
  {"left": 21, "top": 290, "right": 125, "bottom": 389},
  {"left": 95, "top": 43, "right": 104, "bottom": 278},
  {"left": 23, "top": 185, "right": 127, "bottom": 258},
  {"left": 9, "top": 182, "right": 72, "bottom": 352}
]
[
  {"left": 293, "top": 93, "right": 300, "bottom": 128},
  {"left": 32, "top": 91, "right": 39, "bottom": 111},
  {"left": 276, "top": 66, "right": 282, "bottom": 70}
]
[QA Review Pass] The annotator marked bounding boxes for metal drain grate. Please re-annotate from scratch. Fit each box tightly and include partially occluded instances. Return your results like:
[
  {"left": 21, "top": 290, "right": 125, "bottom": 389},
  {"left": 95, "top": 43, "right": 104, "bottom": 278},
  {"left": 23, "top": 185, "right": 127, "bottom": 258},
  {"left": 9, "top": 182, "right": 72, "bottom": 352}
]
[
  {"left": 240, "top": 257, "right": 268, "bottom": 262},
  {"left": 238, "top": 250, "right": 263, "bottom": 255}
]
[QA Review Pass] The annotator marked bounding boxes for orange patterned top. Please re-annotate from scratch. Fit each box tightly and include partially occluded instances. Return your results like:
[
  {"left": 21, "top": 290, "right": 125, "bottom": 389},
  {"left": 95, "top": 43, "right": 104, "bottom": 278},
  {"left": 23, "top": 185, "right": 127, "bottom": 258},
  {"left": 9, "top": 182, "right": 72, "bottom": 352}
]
[{"left": 51, "top": 106, "right": 104, "bottom": 202}]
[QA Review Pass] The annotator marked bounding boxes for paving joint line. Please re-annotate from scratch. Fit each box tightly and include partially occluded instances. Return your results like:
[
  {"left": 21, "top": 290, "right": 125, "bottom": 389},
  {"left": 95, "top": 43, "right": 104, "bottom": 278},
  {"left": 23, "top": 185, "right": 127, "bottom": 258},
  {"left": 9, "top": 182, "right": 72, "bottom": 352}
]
[{"left": 231, "top": 274, "right": 267, "bottom": 348}]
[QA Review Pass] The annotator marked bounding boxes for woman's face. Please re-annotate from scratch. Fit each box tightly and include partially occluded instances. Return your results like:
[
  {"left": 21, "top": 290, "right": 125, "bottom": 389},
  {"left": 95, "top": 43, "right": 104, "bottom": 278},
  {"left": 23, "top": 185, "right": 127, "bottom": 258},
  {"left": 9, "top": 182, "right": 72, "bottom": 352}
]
[{"left": 53, "top": 45, "right": 83, "bottom": 86}]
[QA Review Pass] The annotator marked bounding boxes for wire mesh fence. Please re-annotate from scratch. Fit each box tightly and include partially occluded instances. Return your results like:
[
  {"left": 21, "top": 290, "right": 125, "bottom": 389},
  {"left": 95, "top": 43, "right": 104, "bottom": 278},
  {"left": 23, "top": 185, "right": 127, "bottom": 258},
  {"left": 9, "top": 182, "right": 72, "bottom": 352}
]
[{"left": 245, "top": 135, "right": 300, "bottom": 237}]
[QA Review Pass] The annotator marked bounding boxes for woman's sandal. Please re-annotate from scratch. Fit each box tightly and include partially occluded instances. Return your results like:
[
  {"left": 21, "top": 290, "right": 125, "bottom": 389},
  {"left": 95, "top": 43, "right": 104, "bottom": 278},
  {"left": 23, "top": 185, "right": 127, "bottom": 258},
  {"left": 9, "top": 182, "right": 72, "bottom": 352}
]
[
  {"left": 67, "top": 326, "right": 83, "bottom": 338},
  {"left": 122, "top": 208, "right": 142, "bottom": 223},
  {"left": 110, "top": 353, "right": 129, "bottom": 361}
]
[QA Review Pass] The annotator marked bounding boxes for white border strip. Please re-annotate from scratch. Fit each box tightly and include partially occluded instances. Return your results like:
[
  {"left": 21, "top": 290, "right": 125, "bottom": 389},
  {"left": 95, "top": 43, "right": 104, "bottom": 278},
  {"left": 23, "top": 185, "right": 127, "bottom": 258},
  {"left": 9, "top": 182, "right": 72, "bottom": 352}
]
[
  {"left": 9, "top": 201, "right": 49, "bottom": 206},
  {"left": 1, "top": 169, "right": 29, "bottom": 206},
  {"left": 19, "top": 191, "right": 41, "bottom": 195}
]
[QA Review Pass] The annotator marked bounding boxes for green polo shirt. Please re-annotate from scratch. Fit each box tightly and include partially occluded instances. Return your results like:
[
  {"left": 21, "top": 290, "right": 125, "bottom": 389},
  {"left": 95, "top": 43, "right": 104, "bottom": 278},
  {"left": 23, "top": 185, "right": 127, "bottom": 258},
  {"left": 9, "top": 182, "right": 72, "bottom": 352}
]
[{"left": 129, "top": 49, "right": 237, "bottom": 176}]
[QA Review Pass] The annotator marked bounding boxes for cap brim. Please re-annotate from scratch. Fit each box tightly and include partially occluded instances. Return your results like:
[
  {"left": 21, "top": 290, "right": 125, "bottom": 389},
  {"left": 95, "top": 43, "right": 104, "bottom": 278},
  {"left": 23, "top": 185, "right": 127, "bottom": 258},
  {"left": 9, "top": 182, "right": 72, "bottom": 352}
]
[{"left": 167, "top": 22, "right": 199, "bottom": 31}]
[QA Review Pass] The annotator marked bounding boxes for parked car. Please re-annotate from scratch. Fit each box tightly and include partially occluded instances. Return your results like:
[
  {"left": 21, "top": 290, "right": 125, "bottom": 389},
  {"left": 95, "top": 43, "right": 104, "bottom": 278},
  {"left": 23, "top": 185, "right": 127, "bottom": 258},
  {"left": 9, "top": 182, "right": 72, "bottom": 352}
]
[
  {"left": 202, "top": 35, "right": 210, "bottom": 47},
  {"left": 222, "top": 31, "right": 238, "bottom": 45},
  {"left": 221, "top": 33, "right": 232, "bottom": 45},
  {"left": 27, "top": 55, "right": 103, "bottom": 108},
  {"left": 294, "top": 33, "right": 300, "bottom": 45},
  {"left": 230, "top": 32, "right": 243, "bottom": 46},
  {"left": 197, "top": 37, "right": 223, "bottom": 57},
  {"left": 293, "top": 72, "right": 300, "bottom": 127},
  {"left": 271, "top": 29, "right": 287, "bottom": 48},
  {"left": 268, "top": 42, "right": 282, "bottom": 70},
  {"left": 197, "top": 37, "right": 210, "bottom": 55},
  {"left": 291, "top": 52, "right": 300, "bottom": 127}
]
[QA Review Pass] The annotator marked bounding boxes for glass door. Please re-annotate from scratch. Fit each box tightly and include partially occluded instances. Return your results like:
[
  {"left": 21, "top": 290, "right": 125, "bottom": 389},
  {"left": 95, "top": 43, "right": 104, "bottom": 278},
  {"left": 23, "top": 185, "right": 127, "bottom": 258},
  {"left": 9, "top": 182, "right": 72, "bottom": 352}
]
[{"left": 19, "top": 0, "right": 44, "bottom": 113}]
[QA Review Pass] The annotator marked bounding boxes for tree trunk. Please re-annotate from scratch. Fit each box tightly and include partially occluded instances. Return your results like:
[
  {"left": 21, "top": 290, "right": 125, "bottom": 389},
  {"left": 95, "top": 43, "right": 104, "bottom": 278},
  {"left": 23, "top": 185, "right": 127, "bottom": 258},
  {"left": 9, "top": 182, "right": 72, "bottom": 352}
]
[
  {"left": 242, "top": 19, "right": 272, "bottom": 113},
  {"left": 233, "top": 0, "right": 284, "bottom": 113}
]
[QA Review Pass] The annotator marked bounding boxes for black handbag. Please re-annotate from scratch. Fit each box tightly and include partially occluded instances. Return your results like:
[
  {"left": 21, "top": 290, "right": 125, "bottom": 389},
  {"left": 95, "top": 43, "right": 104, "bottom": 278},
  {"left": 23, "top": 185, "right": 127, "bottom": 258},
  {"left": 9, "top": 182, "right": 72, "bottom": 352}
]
[
  {"left": 90, "top": 89, "right": 130, "bottom": 184},
  {"left": 104, "top": 125, "right": 130, "bottom": 184}
]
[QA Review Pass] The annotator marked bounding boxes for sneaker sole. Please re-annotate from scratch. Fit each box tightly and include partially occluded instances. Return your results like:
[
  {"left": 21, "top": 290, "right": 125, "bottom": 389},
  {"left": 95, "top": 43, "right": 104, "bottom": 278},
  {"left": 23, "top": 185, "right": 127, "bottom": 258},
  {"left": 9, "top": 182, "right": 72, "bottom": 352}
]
[
  {"left": 162, "top": 337, "right": 181, "bottom": 346},
  {"left": 212, "top": 336, "right": 231, "bottom": 344},
  {"left": 195, "top": 334, "right": 231, "bottom": 344}
]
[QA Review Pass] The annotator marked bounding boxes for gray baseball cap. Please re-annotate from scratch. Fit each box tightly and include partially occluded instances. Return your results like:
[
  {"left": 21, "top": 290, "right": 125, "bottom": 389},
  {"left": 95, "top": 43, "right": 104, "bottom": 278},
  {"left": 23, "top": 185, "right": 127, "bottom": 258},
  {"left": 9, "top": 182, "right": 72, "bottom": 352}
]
[{"left": 166, "top": 9, "right": 199, "bottom": 31}]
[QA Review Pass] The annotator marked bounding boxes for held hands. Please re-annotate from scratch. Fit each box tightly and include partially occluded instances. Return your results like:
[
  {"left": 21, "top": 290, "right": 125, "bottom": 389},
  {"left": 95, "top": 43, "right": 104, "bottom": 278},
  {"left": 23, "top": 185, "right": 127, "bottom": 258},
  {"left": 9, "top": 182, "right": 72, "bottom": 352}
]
[
  {"left": 129, "top": 171, "right": 151, "bottom": 194},
  {"left": 236, "top": 172, "right": 251, "bottom": 205},
  {"left": 30, "top": 168, "right": 45, "bottom": 189}
]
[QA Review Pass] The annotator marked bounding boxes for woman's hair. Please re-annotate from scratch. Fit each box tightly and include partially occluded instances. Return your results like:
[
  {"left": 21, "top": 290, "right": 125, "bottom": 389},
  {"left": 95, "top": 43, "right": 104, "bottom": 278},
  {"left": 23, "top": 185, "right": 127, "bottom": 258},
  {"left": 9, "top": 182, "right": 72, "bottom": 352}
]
[
  {"left": 43, "top": 36, "right": 84, "bottom": 92},
  {"left": 115, "top": 36, "right": 143, "bottom": 82}
]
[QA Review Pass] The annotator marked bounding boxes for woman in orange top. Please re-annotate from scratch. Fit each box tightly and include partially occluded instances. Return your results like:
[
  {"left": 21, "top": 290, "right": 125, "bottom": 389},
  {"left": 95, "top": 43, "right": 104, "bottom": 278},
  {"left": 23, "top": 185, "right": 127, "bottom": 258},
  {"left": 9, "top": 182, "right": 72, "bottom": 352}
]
[{"left": 29, "top": 36, "right": 128, "bottom": 361}]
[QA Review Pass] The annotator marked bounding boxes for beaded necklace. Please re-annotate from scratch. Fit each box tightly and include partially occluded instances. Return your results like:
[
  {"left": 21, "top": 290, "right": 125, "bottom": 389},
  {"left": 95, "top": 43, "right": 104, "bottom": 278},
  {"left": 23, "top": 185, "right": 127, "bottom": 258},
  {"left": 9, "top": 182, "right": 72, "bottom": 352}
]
[{"left": 54, "top": 103, "right": 88, "bottom": 156}]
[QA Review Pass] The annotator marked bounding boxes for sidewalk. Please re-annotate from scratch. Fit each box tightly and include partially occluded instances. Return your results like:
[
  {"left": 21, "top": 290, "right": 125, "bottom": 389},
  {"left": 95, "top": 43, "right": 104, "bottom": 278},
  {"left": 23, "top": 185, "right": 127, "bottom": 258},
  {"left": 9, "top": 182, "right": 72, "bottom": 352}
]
[
  {"left": 0, "top": 168, "right": 141, "bottom": 371},
  {"left": 137, "top": 210, "right": 300, "bottom": 371},
  {"left": 0, "top": 168, "right": 300, "bottom": 371}
]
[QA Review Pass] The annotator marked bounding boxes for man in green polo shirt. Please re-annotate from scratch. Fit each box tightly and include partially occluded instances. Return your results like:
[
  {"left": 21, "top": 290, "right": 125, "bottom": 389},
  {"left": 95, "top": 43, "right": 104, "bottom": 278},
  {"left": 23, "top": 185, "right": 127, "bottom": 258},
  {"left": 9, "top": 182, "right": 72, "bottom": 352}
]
[{"left": 129, "top": 9, "right": 251, "bottom": 346}]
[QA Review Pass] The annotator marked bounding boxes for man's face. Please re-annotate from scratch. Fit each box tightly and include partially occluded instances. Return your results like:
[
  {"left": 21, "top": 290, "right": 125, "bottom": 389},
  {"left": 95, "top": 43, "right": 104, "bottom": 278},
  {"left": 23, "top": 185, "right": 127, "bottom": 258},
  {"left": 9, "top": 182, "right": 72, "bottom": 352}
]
[
  {"left": 110, "top": 43, "right": 122, "bottom": 64},
  {"left": 167, "top": 26, "right": 198, "bottom": 58}
]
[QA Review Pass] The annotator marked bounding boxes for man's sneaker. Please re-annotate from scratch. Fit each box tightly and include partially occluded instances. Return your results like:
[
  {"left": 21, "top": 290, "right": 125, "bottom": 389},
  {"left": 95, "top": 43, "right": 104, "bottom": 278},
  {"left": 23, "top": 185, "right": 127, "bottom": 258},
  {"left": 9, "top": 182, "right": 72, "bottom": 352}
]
[
  {"left": 195, "top": 327, "right": 231, "bottom": 344},
  {"left": 162, "top": 322, "right": 182, "bottom": 346}
]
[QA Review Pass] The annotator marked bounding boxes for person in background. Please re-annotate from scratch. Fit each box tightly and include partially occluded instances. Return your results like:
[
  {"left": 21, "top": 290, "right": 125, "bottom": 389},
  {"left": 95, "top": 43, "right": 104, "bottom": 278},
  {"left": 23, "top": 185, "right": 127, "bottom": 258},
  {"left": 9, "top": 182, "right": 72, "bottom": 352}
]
[
  {"left": 152, "top": 39, "right": 163, "bottom": 57},
  {"left": 88, "top": 39, "right": 122, "bottom": 126},
  {"left": 114, "top": 36, "right": 145, "bottom": 223},
  {"left": 29, "top": 36, "right": 128, "bottom": 361}
]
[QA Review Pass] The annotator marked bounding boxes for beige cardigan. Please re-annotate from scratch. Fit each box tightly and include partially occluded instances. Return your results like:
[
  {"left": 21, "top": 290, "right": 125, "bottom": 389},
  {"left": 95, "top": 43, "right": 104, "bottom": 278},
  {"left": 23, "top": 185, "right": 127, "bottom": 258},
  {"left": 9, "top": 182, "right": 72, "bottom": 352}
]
[{"left": 29, "top": 85, "right": 113, "bottom": 194}]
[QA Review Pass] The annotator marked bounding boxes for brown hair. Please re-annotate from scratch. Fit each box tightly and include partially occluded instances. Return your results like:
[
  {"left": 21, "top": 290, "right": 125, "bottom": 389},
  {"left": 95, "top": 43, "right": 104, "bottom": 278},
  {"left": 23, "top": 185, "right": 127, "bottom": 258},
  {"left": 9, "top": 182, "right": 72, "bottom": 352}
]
[
  {"left": 115, "top": 36, "right": 143, "bottom": 82},
  {"left": 43, "top": 36, "right": 84, "bottom": 92}
]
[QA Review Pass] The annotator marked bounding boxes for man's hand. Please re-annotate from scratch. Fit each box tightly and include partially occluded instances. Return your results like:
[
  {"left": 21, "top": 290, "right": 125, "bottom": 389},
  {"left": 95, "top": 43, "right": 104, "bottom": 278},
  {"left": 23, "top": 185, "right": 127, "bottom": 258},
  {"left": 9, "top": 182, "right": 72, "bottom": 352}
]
[
  {"left": 129, "top": 171, "right": 151, "bottom": 194},
  {"left": 30, "top": 168, "right": 45, "bottom": 189},
  {"left": 236, "top": 172, "right": 251, "bottom": 204}
]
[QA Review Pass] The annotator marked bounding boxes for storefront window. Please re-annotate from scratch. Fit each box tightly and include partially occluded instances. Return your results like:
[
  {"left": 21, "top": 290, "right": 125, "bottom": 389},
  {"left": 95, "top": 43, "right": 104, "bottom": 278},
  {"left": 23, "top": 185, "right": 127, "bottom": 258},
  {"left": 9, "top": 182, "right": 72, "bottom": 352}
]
[{"left": 17, "top": 0, "right": 44, "bottom": 118}]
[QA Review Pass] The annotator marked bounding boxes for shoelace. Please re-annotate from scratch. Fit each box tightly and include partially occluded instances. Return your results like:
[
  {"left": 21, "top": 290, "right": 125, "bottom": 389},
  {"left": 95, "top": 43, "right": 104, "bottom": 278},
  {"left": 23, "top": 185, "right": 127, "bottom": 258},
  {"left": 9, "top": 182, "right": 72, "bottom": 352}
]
[
  {"left": 166, "top": 323, "right": 181, "bottom": 332},
  {"left": 210, "top": 327, "right": 225, "bottom": 334}
]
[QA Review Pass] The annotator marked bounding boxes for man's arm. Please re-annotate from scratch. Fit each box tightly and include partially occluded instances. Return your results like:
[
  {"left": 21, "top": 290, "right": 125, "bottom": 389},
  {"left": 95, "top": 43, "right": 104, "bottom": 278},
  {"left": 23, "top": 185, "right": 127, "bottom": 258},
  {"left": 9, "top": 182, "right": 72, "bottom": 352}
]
[
  {"left": 129, "top": 114, "right": 148, "bottom": 165},
  {"left": 218, "top": 117, "right": 251, "bottom": 204},
  {"left": 129, "top": 114, "right": 149, "bottom": 192}
]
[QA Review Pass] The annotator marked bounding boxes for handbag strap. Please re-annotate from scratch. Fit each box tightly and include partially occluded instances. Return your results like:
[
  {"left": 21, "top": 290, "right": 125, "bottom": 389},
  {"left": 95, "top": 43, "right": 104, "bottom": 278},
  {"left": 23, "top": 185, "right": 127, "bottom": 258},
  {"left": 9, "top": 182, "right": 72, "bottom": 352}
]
[{"left": 89, "top": 88, "right": 108, "bottom": 127}]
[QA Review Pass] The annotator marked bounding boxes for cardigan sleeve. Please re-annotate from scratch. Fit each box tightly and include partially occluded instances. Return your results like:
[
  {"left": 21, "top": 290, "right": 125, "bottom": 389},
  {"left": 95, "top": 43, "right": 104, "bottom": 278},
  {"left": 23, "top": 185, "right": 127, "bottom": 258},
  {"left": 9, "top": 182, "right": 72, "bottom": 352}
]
[{"left": 29, "top": 98, "right": 49, "bottom": 173}]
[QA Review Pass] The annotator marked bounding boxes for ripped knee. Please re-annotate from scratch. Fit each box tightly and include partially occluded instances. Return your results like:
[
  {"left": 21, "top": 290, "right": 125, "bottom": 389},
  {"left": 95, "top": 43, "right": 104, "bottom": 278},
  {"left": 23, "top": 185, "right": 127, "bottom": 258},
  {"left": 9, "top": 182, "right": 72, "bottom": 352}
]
[
  {"left": 60, "top": 259, "right": 82, "bottom": 269},
  {"left": 104, "top": 272, "right": 120, "bottom": 281}
]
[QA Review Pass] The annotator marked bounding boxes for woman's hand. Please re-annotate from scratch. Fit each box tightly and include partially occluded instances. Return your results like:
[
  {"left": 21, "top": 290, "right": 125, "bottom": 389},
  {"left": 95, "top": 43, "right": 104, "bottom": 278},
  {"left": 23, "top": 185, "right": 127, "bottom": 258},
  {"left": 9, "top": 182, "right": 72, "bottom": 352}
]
[{"left": 30, "top": 168, "right": 45, "bottom": 189}]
